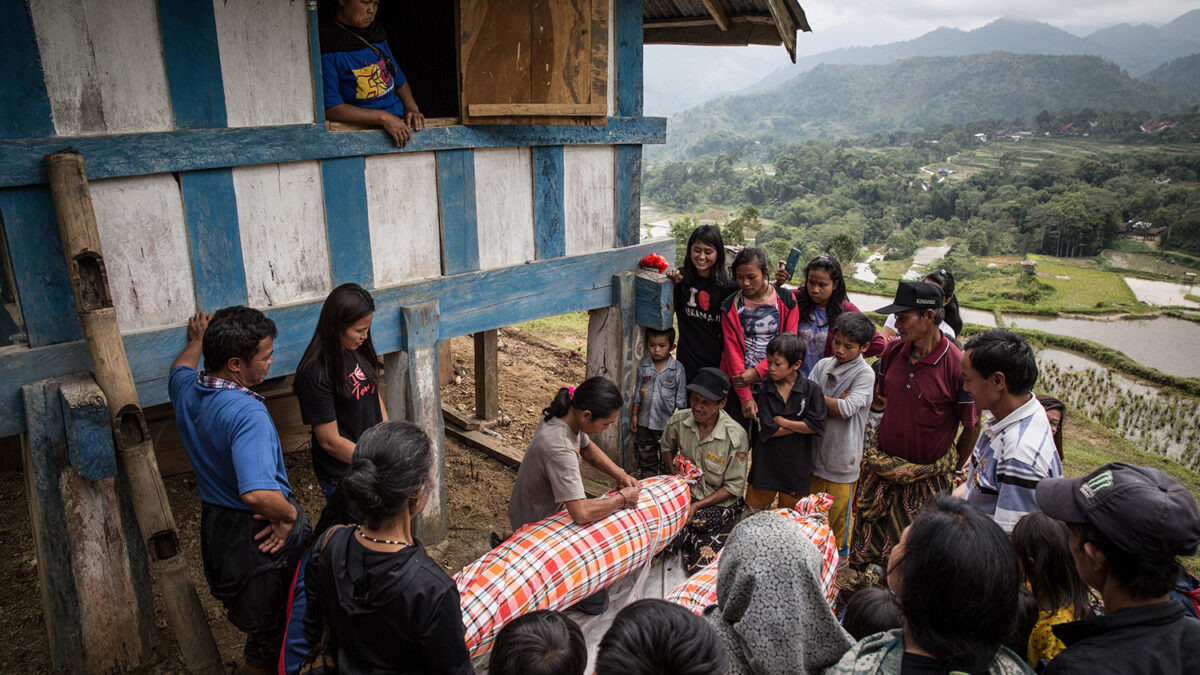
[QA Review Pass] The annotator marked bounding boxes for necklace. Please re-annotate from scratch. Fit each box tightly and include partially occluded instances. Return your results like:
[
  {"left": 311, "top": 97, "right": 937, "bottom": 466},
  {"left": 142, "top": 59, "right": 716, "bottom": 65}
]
[{"left": 356, "top": 525, "right": 410, "bottom": 547}]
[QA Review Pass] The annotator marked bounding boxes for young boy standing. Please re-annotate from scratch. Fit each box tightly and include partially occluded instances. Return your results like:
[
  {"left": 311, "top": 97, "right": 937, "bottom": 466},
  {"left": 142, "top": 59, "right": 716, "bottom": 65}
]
[
  {"left": 744, "top": 332, "right": 826, "bottom": 510},
  {"left": 808, "top": 312, "right": 877, "bottom": 555},
  {"left": 631, "top": 327, "right": 687, "bottom": 478}
]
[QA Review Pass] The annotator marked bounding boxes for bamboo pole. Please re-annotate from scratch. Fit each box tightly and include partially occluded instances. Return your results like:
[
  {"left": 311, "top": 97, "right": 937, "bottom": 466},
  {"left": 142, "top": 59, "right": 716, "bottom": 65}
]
[{"left": 44, "top": 149, "right": 223, "bottom": 674}]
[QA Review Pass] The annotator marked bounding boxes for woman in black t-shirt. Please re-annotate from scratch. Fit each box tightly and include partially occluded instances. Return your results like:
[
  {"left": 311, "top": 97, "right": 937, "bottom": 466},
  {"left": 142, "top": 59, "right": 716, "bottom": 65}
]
[
  {"left": 294, "top": 283, "right": 386, "bottom": 506},
  {"left": 667, "top": 225, "right": 737, "bottom": 385}
]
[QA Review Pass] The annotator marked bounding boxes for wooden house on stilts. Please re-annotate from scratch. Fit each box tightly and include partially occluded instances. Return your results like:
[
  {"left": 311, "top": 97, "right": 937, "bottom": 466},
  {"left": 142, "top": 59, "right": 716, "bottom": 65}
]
[{"left": 0, "top": 0, "right": 808, "bottom": 670}]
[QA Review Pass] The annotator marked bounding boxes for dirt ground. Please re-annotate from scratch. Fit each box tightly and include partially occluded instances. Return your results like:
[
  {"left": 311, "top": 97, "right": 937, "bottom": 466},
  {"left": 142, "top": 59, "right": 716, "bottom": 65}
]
[{"left": 0, "top": 325, "right": 591, "bottom": 672}]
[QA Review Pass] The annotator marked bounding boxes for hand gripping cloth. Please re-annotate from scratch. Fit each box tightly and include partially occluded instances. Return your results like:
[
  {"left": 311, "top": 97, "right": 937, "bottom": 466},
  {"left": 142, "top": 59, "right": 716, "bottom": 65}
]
[{"left": 664, "top": 493, "right": 839, "bottom": 615}]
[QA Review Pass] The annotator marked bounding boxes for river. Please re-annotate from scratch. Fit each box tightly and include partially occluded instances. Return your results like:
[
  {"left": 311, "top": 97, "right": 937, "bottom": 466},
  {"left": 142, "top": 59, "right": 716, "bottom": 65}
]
[{"left": 1005, "top": 314, "right": 1200, "bottom": 378}]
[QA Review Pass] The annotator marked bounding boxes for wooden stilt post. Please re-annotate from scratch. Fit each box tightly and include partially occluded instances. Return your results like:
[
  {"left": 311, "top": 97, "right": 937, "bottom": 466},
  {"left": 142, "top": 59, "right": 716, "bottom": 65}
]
[
  {"left": 22, "top": 373, "right": 155, "bottom": 672},
  {"left": 44, "top": 149, "right": 222, "bottom": 674},
  {"left": 383, "top": 301, "right": 447, "bottom": 543},
  {"left": 586, "top": 269, "right": 674, "bottom": 470},
  {"left": 473, "top": 329, "right": 499, "bottom": 421},
  {"left": 586, "top": 271, "right": 641, "bottom": 470}
]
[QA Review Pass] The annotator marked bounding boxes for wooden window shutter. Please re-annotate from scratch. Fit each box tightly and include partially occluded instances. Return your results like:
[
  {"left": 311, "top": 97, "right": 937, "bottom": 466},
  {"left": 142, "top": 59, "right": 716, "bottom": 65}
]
[{"left": 458, "top": 0, "right": 609, "bottom": 126}]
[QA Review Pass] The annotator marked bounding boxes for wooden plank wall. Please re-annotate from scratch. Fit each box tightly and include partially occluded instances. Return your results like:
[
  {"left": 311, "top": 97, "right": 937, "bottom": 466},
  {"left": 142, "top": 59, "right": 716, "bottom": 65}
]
[{"left": 0, "top": 0, "right": 662, "bottom": 438}]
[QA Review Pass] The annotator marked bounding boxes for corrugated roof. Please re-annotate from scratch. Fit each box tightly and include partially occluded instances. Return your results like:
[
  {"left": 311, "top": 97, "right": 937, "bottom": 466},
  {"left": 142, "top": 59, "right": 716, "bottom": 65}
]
[{"left": 643, "top": 0, "right": 811, "bottom": 62}]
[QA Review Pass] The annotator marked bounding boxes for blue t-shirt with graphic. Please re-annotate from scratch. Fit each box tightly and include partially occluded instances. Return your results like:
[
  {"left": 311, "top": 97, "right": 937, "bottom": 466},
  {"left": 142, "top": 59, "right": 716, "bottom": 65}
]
[
  {"left": 796, "top": 306, "right": 828, "bottom": 377},
  {"left": 740, "top": 303, "right": 780, "bottom": 368},
  {"left": 322, "top": 41, "right": 407, "bottom": 116}
]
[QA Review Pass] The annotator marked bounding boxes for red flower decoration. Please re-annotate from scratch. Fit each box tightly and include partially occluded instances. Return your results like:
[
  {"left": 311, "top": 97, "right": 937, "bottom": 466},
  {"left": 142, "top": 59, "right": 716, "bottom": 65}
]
[{"left": 639, "top": 253, "right": 669, "bottom": 273}]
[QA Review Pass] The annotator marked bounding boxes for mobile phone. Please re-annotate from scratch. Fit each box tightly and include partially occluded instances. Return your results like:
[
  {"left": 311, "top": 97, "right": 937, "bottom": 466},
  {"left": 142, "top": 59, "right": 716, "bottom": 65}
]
[{"left": 784, "top": 248, "right": 802, "bottom": 278}]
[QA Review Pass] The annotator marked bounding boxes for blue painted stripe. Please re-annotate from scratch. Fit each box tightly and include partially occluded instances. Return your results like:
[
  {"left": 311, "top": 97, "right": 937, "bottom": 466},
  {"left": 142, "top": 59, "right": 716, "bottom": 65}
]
[
  {"left": 307, "top": 4, "right": 325, "bottom": 123},
  {"left": 614, "top": 0, "right": 644, "bottom": 117},
  {"left": 533, "top": 146, "right": 566, "bottom": 259},
  {"left": 157, "top": 0, "right": 227, "bottom": 129},
  {"left": 0, "top": 186, "right": 81, "bottom": 346},
  {"left": 0, "top": 118, "right": 666, "bottom": 188},
  {"left": 320, "top": 157, "right": 372, "bottom": 287},
  {"left": 0, "top": 0, "right": 54, "bottom": 139},
  {"left": 436, "top": 149, "right": 479, "bottom": 275},
  {"left": 179, "top": 170, "right": 247, "bottom": 310},
  {"left": 615, "top": 145, "right": 642, "bottom": 247},
  {"left": 0, "top": 239, "right": 674, "bottom": 436}
]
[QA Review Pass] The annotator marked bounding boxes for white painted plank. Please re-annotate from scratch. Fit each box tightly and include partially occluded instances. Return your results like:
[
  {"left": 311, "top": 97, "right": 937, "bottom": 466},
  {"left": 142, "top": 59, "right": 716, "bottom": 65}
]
[
  {"left": 90, "top": 175, "right": 196, "bottom": 331},
  {"left": 474, "top": 147, "right": 535, "bottom": 270},
  {"left": 234, "top": 162, "right": 332, "bottom": 307},
  {"left": 30, "top": 0, "right": 106, "bottom": 135},
  {"left": 564, "top": 145, "right": 616, "bottom": 256},
  {"left": 365, "top": 153, "right": 442, "bottom": 287},
  {"left": 212, "top": 0, "right": 315, "bottom": 127},
  {"left": 31, "top": 0, "right": 172, "bottom": 136},
  {"left": 83, "top": 0, "right": 173, "bottom": 133}
]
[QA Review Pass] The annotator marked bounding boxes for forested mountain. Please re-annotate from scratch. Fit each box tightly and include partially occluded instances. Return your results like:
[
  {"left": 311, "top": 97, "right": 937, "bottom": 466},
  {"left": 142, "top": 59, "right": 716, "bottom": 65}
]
[
  {"left": 1141, "top": 54, "right": 1200, "bottom": 102},
  {"left": 660, "top": 53, "right": 1190, "bottom": 161},
  {"left": 745, "top": 13, "right": 1200, "bottom": 92}
]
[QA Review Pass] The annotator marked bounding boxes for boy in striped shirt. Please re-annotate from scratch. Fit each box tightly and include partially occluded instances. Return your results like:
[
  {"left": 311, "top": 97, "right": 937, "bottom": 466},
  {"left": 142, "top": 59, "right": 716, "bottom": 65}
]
[{"left": 956, "top": 329, "right": 1062, "bottom": 533}]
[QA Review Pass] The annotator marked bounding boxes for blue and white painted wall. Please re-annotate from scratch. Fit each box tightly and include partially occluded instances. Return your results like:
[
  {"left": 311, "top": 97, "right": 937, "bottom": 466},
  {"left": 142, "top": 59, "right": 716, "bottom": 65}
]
[{"left": 0, "top": 0, "right": 667, "bottom": 438}]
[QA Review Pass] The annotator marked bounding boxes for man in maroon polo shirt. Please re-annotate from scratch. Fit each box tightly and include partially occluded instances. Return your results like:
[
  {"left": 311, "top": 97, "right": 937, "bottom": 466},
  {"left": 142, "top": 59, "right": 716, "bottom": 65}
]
[{"left": 847, "top": 281, "right": 981, "bottom": 572}]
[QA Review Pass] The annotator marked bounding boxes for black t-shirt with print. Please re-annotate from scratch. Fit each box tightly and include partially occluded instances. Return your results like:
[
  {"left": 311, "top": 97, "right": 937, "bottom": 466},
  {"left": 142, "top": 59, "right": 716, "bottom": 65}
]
[
  {"left": 674, "top": 274, "right": 737, "bottom": 384},
  {"left": 294, "top": 350, "right": 383, "bottom": 485}
]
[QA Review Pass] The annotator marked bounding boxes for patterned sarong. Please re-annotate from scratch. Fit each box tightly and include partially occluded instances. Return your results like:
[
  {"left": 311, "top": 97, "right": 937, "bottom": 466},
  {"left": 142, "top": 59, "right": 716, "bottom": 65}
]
[
  {"left": 666, "top": 500, "right": 743, "bottom": 573},
  {"left": 665, "top": 493, "right": 839, "bottom": 614},
  {"left": 847, "top": 436, "right": 956, "bottom": 571}
]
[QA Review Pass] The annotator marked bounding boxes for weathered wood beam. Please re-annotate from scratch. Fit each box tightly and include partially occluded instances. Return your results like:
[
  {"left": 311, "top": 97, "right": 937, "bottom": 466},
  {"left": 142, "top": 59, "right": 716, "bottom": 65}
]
[
  {"left": 0, "top": 117, "right": 665, "bottom": 189},
  {"left": 444, "top": 423, "right": 607, "bottom": 498},
  {"left": 0, "top": 238, "right": 675, "bottom": 438},
  {"left": 22, "top": 373, "right": 155, "bottom": 672},
  {"left": 699, "top": 0, "right": 731, "bottom": 31},
  {"left": 474, "top": 330, "right": 499, "bottom": 421}
]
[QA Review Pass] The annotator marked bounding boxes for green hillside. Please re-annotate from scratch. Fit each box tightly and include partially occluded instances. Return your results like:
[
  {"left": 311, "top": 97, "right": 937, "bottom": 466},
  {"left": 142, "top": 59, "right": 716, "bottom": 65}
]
[
  {"left": 662, "top": 52, "right": 1188, "bottom": 161},
  {"left": 1141, "top": 53, "right": 1200, "bottom": 102}
]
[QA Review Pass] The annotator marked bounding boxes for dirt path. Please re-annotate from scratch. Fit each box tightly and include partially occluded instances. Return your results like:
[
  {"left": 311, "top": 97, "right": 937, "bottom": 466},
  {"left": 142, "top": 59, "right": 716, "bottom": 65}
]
[{"left": 0, "top": 326, "right": 589, "bottom": 671}]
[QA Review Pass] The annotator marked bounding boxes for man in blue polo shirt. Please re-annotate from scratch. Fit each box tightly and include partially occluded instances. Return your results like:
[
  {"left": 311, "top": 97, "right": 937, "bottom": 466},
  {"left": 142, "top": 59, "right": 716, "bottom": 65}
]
[
  {"left": 169, "top": 307, "right": 312, "bottom": 675},
  {"left": 955, "top": 329, "right": 1062, "bottom": 532}
]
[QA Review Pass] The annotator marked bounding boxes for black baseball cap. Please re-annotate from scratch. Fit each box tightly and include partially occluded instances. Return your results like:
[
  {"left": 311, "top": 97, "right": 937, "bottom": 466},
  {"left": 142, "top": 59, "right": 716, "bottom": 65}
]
[
  {"left": 687, "top": 367, "right": 731, "bottom": 402},
  {"left": 1036, "top": 462, "right": 1200, "bottom": 557},
  {"left": 875, "top": 281, "right": 944, "bottom": 314}
]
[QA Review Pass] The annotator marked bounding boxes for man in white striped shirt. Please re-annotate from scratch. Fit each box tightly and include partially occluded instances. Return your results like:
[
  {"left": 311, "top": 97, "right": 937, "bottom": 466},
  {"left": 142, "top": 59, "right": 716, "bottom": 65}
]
[{"left": 955, "top": 329, "right": 1062, "bottom": 533}]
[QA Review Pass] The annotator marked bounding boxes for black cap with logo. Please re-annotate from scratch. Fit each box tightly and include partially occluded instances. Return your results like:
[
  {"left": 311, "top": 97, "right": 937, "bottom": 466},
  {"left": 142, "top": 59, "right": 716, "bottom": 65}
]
[{"left": 874, "top": 281, "right": 944, "bottom": 315}]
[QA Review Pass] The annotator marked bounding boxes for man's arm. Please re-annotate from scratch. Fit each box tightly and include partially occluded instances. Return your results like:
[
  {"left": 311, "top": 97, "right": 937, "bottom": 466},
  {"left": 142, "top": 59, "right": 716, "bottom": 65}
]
[
  {"left": 242, "top": 489, "right": 298, "bottom": 554},
  {"left": 955, "top": 422, "right": 982, "bottom": 471},
  {"left": 564, "top": 489, "right": 639, "bottom": 525},
  {"left": 170, "top": 312, "right": 210, "bottom": 371}
]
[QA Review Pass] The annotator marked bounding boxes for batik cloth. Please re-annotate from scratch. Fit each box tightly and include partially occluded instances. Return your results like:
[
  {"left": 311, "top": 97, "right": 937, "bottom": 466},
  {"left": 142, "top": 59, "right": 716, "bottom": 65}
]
[
  {"left": 847, "top": 435, "right": 956, "bottom": 570},
  {"left": 665, "top": 493, "right": 839, "bottom": 614}
]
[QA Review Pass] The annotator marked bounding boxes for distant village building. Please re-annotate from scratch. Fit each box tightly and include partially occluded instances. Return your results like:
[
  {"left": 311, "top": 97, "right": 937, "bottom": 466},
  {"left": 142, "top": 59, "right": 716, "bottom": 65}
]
[{"left": 1021, "top": 260, "right": 1038, "bottom": 276}]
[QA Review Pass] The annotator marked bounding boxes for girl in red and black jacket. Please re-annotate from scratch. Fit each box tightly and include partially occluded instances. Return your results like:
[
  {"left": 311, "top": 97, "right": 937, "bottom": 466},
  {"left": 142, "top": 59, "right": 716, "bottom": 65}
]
[
  {"left": 776, "top": 254, "right": 885, "bottom": 377},
  {"left": 720, "top": 247, "right": 799, "bottom": 426}
]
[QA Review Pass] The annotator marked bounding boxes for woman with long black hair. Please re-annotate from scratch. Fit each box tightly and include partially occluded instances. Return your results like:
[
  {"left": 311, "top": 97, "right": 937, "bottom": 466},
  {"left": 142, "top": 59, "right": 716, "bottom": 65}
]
[
  {"left": 294, "top": 283, "right": 387, "bottom": 507},
  {"left": 667, "top": 225, "right": 738, "bottom": 385}
]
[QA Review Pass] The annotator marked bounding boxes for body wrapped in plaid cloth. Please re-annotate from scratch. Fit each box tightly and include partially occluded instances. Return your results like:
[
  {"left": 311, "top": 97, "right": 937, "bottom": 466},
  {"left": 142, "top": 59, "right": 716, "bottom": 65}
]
[
  {"left": 664, "top": 494, "right": 840, "bottom": 615},
  {"left": 455, "top": 456, "right": 702, "bottom": 659}
]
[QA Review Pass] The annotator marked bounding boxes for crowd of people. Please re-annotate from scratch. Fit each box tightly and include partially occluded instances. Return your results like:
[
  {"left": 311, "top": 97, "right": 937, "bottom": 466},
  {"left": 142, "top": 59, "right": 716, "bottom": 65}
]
[{"left": 166, "top": 218, "right": 1200, "bottom": 675}]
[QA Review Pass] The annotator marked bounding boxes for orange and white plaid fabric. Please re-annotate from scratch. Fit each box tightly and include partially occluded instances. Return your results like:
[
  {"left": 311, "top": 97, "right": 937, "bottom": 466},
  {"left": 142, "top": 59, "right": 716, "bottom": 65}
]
[
  {"left": 455, "top": 468, "right": 695, "bottom": 659},
  {"left": 664, "top": 493, "right": 840, "bottom": 615}
]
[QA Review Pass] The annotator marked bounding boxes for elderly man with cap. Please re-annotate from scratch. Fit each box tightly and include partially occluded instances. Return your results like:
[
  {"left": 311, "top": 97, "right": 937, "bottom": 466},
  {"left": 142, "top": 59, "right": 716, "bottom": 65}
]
[
  {"left": 847, "top": 281, "right": 981, "bottom": 574},
  {"left": 1036, "top": 463, "right": 1200, "bottom": 674},
  {"left": 660, "top": 367, "right": 750, "bottom": 573}
]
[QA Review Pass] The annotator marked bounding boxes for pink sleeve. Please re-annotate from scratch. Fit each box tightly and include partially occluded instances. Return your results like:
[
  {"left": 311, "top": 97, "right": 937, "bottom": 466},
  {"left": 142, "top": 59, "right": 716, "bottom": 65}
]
[{"left": 720, "top": 306, "right": 753, "bottom": 403}]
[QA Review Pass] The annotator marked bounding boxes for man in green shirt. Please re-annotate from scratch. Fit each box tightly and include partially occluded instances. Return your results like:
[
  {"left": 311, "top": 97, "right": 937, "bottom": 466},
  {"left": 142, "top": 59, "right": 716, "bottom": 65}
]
[{"left": 660, "top": 367, "right": 750, "bottom": 572}]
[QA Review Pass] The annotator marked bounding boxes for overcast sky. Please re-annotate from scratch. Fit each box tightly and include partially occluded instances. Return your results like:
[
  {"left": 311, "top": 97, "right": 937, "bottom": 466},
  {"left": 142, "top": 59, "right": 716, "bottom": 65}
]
[
  {"left": 649, "top": 3, "right": 1200, "bottom": 69},
  {"left": 795, "top": 1, "right": 1200, "bottom": 55}
]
